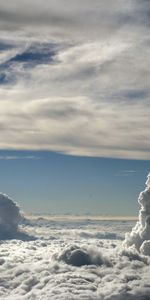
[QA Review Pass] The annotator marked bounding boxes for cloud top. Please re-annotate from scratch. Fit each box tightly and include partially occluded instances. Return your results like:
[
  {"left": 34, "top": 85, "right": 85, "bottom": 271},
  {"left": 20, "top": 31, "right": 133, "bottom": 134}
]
[
  {"left": 124, "top": 173, "right": 150, "bottom": 255},
  {"left": 58, "top": 245, "right": 111, "bottom": 267},
  {"left": 0, "top": 193, "right": 22, "bottom": 239}
]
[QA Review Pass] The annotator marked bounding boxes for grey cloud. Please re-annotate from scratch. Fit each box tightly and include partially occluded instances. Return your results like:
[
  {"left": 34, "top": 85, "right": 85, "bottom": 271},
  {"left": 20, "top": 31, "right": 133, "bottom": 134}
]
[
  {"left": 114, "top": 89, "right": 150, "bottom": 101},
  {"left": 0, "top": 0, "right": 145, "bottom": 39},
  {"left": 0, "top": 41, "right": 14, "bottom": 51},
  {"left": 0, "top": 0, "right": 150, "bottom": 158},
  {"left": 0, "top": 193, "right": 21, "bottom": 239},
  {"left": 0, "top": 194, "right": 35, "bottom": 241},
  {"left": 58, "top": 245, "right": 112, "bottom": 267},
  {"left": 0, "top": 42, "right": 59, "bottom": 86},
  {"left": 107, "top": 293, "right": 150, "bottom": 300}
]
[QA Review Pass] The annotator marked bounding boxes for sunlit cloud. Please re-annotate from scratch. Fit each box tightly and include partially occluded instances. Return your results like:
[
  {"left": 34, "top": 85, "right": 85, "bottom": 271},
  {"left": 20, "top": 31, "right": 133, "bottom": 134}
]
[
  {"left": 0, "top": 0, "right": 150, "bottom": 159},
  {"left": 0, "top": 155, "right": 41, "bottom": 160},
  {"left": 0, "top": 176, "right": 150, "bottom": 299}
]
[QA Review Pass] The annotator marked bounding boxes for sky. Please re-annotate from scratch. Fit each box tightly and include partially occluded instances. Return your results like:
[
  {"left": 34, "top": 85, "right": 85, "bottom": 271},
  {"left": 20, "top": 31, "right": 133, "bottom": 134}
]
[
  {"left": 0, "top": 150, "right": 149, "bottom": 216},
  {"left": 0, "top": 1, "right": 150, "bottom": 215}
]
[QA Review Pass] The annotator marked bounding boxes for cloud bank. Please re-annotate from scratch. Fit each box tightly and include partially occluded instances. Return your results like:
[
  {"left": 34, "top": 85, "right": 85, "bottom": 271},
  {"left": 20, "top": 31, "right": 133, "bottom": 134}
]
[
  {"left": 0, "top": 215, "right": 150, "bottom": 300},
  {"left": 1, "top": 175, "right": 150, "bottom": 299},
  {"left": 0, "top": 0, "right": 150, "bottom": 158}
]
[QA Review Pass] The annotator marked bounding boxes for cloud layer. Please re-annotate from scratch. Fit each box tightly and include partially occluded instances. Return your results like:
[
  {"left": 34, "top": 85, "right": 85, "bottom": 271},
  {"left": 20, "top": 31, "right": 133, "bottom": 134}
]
[
  {"left": 0, "top": 212, "right": 150, "bottom": 300},
  {"left": 1, "top": 174, "right": 150, "bottom": 299},
  {"left": 0, "top": 0, "right": 150, "bottom": 158}
]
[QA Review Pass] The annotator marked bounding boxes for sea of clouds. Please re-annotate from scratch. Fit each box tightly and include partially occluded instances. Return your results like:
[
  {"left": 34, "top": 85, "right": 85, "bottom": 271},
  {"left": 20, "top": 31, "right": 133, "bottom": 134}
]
[{"left": 0, "top": 175, "right": 150, "bottom": 299}]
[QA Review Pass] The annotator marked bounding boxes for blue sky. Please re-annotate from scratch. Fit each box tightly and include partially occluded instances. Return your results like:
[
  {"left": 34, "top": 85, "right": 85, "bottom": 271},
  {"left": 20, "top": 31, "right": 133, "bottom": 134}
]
[
  {"left": 0, "top": 150, "right": 149, "bottom": 215},
  {"left": 0, "top": 1, "right": 150, "bottom": 215}
]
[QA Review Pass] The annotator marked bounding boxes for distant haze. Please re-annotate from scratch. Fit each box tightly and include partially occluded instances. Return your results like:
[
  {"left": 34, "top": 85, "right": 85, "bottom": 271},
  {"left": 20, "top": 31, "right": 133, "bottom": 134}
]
[{"left": 0, "top": 150, "right": 149, "bottom": 215}]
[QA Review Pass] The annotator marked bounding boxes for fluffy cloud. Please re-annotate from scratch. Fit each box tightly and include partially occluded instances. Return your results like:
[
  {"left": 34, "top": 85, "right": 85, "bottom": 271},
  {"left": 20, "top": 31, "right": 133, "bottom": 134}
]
[
  {"left": 0, "top": 193, "right": 35, "bottom": 240},
  {"left": 0, "top": 214, "right": 150, "bottom": 300},
  {"left": 0, "top": 193, "right": 21, "bottom": 238},
  {"left": 1, "top": 182, "right": 150, "bottom": 299},
  {"left": 124, "top": 173, "right": 150, "bottom": 253},
  {"left": 57, "top": 245, "right": 112, "bottom": 267}
]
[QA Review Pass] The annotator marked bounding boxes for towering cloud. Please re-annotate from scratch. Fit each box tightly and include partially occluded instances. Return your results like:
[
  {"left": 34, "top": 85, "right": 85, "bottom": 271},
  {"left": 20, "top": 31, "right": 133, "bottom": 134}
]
[
  {"left": 125, "top": 173, "right": 150, "bottom": 255},
  {"left": 0, "top": 193, "right": 22, "bottom": 239}
]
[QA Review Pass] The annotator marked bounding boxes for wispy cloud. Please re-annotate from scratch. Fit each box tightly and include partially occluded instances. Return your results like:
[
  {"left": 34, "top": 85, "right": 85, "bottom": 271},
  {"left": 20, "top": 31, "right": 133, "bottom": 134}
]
[
  {"left": 0, "top": 0, "right": 150, "bottom": 159},
  {"left": 115, "top": 170, "right": 139, "bottom": 177},
  {"left": 0, "top": 155, "right": 41, "bottom": 160}
]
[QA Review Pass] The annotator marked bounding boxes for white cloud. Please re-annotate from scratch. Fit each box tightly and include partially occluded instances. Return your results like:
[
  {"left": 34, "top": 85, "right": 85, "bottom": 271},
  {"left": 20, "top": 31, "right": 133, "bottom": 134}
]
[
  {"left": 0, "top": 214, "right": 149, "bottom": 300},
  {"left": 0, "top": 0, "right": 150, "bottom": 158},
  {"left": 1, "top": 177, "right": 150, "bottom": 299},
  {"left": 0, "top": 155, "right": 40, "bottom": 160},
  {"left": 124, "top": 173, "right": 150, "bottom": 253}
]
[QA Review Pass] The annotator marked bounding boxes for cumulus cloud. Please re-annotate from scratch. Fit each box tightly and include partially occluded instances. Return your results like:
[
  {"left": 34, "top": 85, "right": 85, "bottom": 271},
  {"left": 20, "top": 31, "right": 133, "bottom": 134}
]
[
  {"left": 124, "top": 173, "right": 150, "bottom": 255},
  {"left": 0, "top": 193, "right": 35, "bottom": 240},
  {"left": 57, "top": 245, "right": 112, "bottom": 267},
  {"left": 1, "top": 174, "right": 150, "bottom": 298},
  {"left": 0, "top": 196, "right": 150, "bottom": 299},
  {"left": 0, "top": 193, "right": 22, "bottom": 239},
  {"left": 0, "top": 0, "right": 150, "bottom": 158},
  {"left": 0, "top": 217, "right": 149, "bottom": 300}
]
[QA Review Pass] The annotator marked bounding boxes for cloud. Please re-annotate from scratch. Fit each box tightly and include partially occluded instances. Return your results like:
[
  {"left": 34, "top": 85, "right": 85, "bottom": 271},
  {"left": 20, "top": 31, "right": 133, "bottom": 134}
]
[
  {"left": 0, "top": 221, "right": 149, "bottom": 299},
  {"left": 0, "top": 193, "right": 35, "bottom": 240},
  {"left": 115, "top": 170, "right": 138, "bottom": 177},
  {"left": 1, "top": 173, "right": 150, "bottom": 298},
  {"left": 79, "top": 231, "right": 123, "bottom": 240},
  {"left": 57, "top": 245, "right": 112, "bottom": 267},
  {"left": 0, "top": 193, "right": 22, "bottom": 238},
  {"left": 124, "top": 173, "right": 150, "bottom": 255},
  {"left": 0, "top": 155, "right": 40, "bottom": 160},
  {"left": 0, "top": 190, "right": 150, "bottom": 299},
  {"left": 0, "top": 0, "right": 150, "bottom": 159}
]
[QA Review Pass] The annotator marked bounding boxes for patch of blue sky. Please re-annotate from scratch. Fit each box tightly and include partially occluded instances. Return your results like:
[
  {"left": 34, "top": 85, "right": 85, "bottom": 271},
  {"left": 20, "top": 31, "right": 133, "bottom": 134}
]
[
  {"left": 0, "top": 42, "right": 58, "bottom": 85},
  {"left": 110, "top": 89, "right": 149, "bottom": 103},
  {"left": 0, "top": 41, "right": 14, "bottom": 51},
  {"left": 10, "top": 49, "right": 55, "bottom": 65},
  {"left": 0, "top": 73, "right": 7, "bottom": 84},
  {"left": 9, "top": 43, "right": 57, "bottom": 65},
  {"left": 0, "top": 72, "right": 12, "bottom": 85}
]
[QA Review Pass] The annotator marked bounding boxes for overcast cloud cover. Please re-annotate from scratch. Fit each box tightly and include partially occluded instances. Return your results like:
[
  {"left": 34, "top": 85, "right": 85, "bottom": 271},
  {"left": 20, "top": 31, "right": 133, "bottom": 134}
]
[{"left": 0, "top": 0, "right": 150, "bottom": 158}]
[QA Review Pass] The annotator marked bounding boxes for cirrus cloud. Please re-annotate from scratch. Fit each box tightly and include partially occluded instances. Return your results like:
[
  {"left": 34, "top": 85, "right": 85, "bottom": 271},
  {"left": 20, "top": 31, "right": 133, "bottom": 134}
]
[{"left": 0, "top": 0, "right": 150, "bottom": 159}]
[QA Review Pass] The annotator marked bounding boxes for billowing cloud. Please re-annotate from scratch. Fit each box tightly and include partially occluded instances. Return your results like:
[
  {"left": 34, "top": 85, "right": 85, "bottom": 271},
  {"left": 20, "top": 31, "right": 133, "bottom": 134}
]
[
  {"left": 57, "top": 245, "right": 112, "bottom": 267},
  {"left": 124, "top": 173, "right": 150, "bottom": 254},
  {"left": 0, "top": 193, "right": 22, "bottom": 238},
  {"left": 0, "top": 0, "right": 150, "bottom": 158},
  {"left": 1, "top": 181, "right": 150, "bottom": 299},
  {"left": 0, "top": 211, "right": 150, "bottom": 299},
  {"left": 0, "top": 193, "right": 35, "bottom": 240}
]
